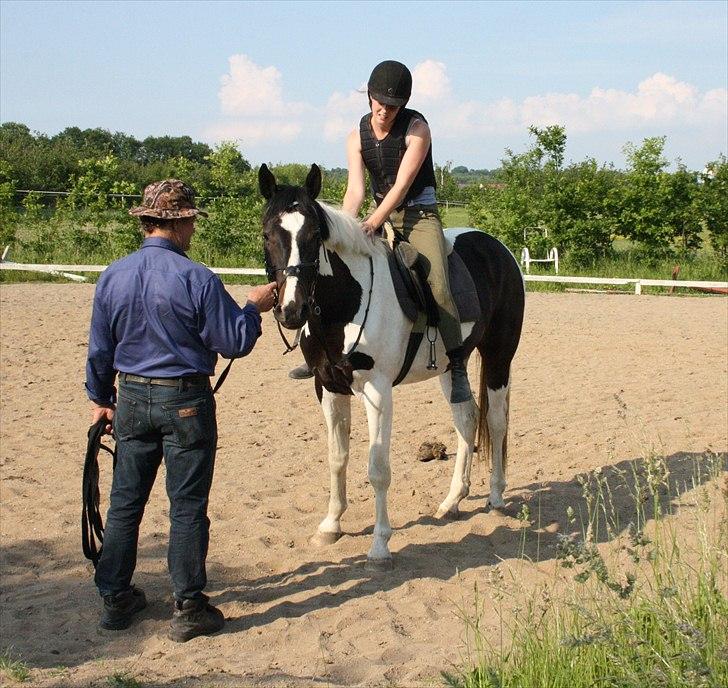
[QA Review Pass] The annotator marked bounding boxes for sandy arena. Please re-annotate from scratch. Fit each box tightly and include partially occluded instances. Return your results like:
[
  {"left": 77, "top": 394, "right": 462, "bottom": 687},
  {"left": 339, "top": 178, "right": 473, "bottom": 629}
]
[{"left": 1, "top": 283, "right": 726, "bottom": 686}]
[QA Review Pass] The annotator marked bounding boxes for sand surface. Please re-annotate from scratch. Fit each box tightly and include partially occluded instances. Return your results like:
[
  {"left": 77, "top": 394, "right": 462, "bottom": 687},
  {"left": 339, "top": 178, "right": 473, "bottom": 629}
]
[{"left": 1, "top": 284, "right": 726, "bottom": 687}]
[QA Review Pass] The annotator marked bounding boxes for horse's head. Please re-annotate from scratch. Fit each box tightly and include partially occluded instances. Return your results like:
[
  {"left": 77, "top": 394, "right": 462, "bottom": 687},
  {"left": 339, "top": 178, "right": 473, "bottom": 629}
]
[{"left": 259, "top": 163, "right": 329, "bottom": 329}]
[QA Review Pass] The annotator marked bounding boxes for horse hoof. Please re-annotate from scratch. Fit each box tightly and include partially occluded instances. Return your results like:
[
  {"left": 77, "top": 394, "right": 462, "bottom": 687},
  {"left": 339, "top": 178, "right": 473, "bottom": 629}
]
[
  {"left": 310, "top": 531, "right": 342, "bottom": 546},
  {"left": 435, "top": 507, "right": 460, "bottom": 520},
  {"left": 488, "top": 497, "right": 506, "bottom": 510},
  {"left": 366, "top": 557, "right": 394, "bottom": 571}
]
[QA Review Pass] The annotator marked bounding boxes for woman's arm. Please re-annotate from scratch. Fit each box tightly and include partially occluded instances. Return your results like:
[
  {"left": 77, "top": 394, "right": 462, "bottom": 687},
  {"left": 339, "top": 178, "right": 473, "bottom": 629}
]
[
  {"left": 363, "top": 119, "right": 431, "bottom": 234},
  {"left": 342, "top": 129, "right": 366, "bottom": 216}
]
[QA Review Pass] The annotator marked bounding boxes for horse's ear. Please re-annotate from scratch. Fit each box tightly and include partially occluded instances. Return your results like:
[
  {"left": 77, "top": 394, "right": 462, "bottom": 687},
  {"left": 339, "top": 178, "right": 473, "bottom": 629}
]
[
  {"left": 305, "top": 164, "right": 322, "bottom": 200},
  {"left": 258, "top": 164, "right": 277, "bottom": 200}
]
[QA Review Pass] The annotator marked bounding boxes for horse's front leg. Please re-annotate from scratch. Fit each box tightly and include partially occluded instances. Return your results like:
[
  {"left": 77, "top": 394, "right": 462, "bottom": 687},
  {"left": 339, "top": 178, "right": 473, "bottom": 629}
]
[
  {"left": 362, "top": 378, "right": 394, "bottom": 569},
  {"left": 311, "top": 390, "right": 352, "bottom": 546},
  {"left": 435, "top": 372, "right": 478, "bottom": 519}
]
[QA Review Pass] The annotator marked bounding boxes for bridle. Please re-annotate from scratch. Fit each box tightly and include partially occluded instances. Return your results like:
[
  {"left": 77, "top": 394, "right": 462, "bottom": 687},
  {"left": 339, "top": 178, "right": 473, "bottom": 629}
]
[
  {"left": 265, "top": 202, "right": 374, "bottom": 365},
  {"left": 265, "top": 202, "right": 324, "bottom": 354}
]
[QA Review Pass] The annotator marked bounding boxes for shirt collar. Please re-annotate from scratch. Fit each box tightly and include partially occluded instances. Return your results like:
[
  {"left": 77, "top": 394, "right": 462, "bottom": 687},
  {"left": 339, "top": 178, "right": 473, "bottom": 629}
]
[{"left": 141, "top": 236, "right": 187, "bottom": 257}]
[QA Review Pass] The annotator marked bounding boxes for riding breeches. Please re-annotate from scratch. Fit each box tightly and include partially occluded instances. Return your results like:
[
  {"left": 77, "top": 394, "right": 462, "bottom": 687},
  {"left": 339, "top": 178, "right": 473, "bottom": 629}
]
[{"left": 388, "top": 205, "right": 463, "bottom": 353}]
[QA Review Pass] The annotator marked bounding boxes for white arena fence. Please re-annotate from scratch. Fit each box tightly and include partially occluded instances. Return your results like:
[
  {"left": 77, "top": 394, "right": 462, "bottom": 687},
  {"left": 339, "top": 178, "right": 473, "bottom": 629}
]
[{"left": 1, "top": 256, "right": 726, "bottom": 295}]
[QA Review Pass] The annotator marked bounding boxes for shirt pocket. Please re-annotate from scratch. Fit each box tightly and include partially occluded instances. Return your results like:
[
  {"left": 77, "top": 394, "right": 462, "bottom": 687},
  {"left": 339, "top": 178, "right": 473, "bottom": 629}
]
[{"left": 162, "top": 396, "right": 216, "bottom": 448}]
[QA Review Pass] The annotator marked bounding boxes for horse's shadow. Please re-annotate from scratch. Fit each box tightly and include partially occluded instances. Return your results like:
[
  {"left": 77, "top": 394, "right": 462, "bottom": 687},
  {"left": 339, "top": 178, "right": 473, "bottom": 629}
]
[
  {"left": 1, "top": 450, "right": 723, "bottom": 666},
  {"left": 213, "top": 449, "right": 726, "bottom": 635}
]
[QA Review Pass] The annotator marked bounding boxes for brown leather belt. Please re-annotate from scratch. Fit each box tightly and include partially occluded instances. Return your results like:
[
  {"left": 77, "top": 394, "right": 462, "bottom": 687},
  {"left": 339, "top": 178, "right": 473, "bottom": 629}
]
[{"left": 119, "top": 373, "right": 208, "bottom": 387}]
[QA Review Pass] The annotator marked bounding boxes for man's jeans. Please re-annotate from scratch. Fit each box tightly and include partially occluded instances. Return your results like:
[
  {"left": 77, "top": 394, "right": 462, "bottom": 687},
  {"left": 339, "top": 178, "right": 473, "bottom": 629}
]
[{"left": 95, "top": 377, "right": 217, "bottom": 600}]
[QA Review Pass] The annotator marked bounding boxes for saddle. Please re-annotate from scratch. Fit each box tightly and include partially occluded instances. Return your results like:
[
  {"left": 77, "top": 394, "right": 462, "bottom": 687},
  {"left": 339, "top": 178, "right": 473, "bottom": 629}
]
[
  {"left": 385, "top": 239, "right": 481, "bottom": 385},
  {"left": 387, "top": 241, "right": 481, "bottom": 325}
]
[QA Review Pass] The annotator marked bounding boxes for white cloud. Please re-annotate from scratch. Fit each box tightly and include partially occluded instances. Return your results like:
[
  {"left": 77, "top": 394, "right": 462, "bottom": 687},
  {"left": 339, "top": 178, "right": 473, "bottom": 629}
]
[
  {"left": 432, "top": 72, "right": 726, "bottom": 139},
  {"left": 205, "top": 54, "right": 310, "bottom": 146},
  {"left": 323, "top": 88, "right": 366, "bottom": 141},
  {"left": 203, "top": 56, "right": 726, "bottom": 167},
  {"left": 204, "top": 121, "right": 302, "bottom": 145},
  {"left": 219, "top": 54, "right": 307, "bottom": 117},
  {"left": 412, "top": 60, "right": 451, "bottom": 101}
]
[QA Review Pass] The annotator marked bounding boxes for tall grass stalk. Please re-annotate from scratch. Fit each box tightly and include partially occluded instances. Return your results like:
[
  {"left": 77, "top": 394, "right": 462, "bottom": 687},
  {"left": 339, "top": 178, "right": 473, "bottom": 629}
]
[
  {"left": 445, "top": 452, "right": 728, "bottom": 688},
  {"left": 0, "top": 649, "right": 31, "bottom": 682}
]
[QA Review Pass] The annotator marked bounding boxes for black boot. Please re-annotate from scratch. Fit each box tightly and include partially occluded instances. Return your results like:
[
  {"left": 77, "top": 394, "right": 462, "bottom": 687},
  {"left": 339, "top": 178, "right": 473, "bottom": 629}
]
[
  {"left": 448, "top": 349, "right": 473, "bottom": 404},
  {"left": 168, "top": 594, "right": 225, "bottom": 642},
  {"left": 288, "top": 363, "right": 314, "bottom": 380},
  {"left": 99, "top": 585, "right": 147, "bottom": 630}
]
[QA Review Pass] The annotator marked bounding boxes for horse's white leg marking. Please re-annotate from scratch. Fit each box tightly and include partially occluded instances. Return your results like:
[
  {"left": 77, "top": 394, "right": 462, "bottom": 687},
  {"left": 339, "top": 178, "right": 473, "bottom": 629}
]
[
  {"left": 486, "top": 384, "right": 509, "bottom": 508},
  {"left": 436, "top": 373, "right": 478, "bottom": 518},
  {"left": 312, "top": 390, "right": 352, "bottom": 546},
  {"left": 362, "top": 378, "right": 394, "bottom": 566}
]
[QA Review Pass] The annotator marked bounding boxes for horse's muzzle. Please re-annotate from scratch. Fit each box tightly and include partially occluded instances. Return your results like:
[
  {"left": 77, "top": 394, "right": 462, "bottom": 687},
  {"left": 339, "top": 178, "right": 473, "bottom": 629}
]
[{"left": 274, "top": 301, "right": 308, "bottom": 330}]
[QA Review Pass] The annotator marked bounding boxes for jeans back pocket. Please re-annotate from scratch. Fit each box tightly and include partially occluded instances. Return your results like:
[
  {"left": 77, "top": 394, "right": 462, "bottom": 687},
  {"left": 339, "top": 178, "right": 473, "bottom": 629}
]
[
  {"left": 113, "top": 396, "right": 137, "bottom": 441},
  {"left": 163, "top": 396, "right": 215, "bottom": 448}
]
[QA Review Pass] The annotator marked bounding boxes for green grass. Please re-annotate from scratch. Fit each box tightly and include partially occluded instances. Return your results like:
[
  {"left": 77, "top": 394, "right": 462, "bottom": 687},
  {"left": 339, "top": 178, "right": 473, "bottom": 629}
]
[
  {"left": 0, "top": 649, "right": 31, "bottom": 683},
  {"left": 444, "top": 453, "right": 728, "bottom": 688},
  {"left": 523, "top": 250, "right": 726, "bottom": 295},
  {"left": 3, "top": 217, "right": 726, "bottom": 292},
  {"left": 441, "top": 205, "right": 470, "bottom": 228},
  {"left": 107, "top": 672, "right": 142, "bottom": 688}
]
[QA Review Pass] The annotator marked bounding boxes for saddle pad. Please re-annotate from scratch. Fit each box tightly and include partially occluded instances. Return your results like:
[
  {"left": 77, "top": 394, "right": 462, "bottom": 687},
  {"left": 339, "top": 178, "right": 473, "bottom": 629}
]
[
  {"left": 387, "top": 245, "right": 481, "bottom": 323},
  {"left": 447, "top": 250, "right": 481, "bottom": 323}
]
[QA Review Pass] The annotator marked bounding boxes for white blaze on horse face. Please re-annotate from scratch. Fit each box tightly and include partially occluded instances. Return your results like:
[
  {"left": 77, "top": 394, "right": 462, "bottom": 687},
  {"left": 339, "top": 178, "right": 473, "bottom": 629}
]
[{"left": 279, "top": 211, "right": 305, "bottom": 310}]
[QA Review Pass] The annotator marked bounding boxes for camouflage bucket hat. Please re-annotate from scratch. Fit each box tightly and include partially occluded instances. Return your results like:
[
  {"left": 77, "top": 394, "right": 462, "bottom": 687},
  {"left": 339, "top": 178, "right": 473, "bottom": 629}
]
[{"left": 129, "top": 179, "right": 208, "bottom": 219}]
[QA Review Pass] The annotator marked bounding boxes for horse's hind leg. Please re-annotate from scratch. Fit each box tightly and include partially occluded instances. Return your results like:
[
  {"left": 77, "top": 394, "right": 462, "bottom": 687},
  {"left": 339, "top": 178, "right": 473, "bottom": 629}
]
[
  {"left": 311, "top": 390, "right": 351, "bottom": 546},
  {"left": 435, "top": 369, "right": 478, "bottom": 519},
  {"left": 362, "top": 378, "right": 394, "bottom": 568},
  {"left": 480, "top": 330, "right": 517, "bottom": 509},
  {"left": 484, "top": 382, "right": 510, "bottom": 508}
]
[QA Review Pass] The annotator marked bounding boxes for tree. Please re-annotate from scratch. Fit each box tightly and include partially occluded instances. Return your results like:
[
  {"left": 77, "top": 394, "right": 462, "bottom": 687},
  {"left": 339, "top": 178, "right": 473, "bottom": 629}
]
[
  {"left": 664, "top": 162, "right": 701, "bottom": 254},
  {"left": 0, "top": 160, "right": 18, "bottom": 248},
  {"left": 613, "top": 137, "right": 674, "bottom": 260},
  {"left": 193, "top": 143, "right": 262, "bottom": 264},
  {"left": 698, "top": 156, "right": 728, "bottom": 262},
  {"left": 138, "top": 135, "right": 213, "bottom": 166},
  {"left": 468, "top": 125, "right": 619, "bottom": 264},
  {"left": 435, "top": 161, "right": 463, "bottom": 203}
]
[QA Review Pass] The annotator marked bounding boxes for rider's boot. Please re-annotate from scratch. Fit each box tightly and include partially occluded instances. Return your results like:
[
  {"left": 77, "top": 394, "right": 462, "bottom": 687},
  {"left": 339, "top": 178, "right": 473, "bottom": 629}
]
[{"left": 447, "top": 347, "right": 473, "bottom": 404}]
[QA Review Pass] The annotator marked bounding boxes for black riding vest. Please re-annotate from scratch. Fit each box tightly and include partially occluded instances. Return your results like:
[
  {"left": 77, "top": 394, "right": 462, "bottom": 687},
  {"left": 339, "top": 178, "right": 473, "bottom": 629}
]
[{"left": 359, "top": 108, "right": 437, "bottom": 207}]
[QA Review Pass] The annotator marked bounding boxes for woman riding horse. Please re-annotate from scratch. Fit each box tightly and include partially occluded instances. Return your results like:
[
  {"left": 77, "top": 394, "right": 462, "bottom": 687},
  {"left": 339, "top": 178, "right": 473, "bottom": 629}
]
[{"left": 290, "top": 60, "right": 472, "bottom": 403}]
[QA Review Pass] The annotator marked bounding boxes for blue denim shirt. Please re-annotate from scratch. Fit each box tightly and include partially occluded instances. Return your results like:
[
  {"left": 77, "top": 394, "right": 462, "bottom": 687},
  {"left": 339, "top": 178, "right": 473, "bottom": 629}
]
[{"left": 86, "top": 237, "right": 262, "bottom": 404}]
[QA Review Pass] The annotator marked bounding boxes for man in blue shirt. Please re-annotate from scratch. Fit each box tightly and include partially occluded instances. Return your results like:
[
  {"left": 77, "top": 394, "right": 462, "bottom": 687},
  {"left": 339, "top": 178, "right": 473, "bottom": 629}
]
[{"left": 86, "top": 179, "right": 276, "bottom": 642}]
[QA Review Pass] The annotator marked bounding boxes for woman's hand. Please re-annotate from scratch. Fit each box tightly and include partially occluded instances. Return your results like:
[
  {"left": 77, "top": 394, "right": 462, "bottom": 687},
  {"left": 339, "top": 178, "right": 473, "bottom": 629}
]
[{"left": 361, "top": 219, "right": 380, "bottom": 237}]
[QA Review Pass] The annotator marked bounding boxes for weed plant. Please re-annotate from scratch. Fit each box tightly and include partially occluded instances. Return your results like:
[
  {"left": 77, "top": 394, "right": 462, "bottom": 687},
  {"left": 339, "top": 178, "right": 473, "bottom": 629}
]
[
  {"left": 106, "top": 672, "right": 142, "bottom": 688},
  {"left": 0, "top": 648, "right": 31, "bottom": 682},
  {"left": 444, "top": 451, "right": 728, "bottom": 688}
]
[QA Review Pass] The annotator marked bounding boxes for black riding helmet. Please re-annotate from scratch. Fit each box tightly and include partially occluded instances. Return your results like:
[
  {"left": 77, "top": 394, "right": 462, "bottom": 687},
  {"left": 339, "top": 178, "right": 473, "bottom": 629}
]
[{"left": 367, "top": 60, "right": 412, "bottom": 107}]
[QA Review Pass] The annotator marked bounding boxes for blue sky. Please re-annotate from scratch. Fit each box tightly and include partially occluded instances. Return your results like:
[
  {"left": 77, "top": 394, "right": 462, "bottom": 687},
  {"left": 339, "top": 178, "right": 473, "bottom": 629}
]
[{"left": 1, "top": 0, "right": 726, "bottom": 170}]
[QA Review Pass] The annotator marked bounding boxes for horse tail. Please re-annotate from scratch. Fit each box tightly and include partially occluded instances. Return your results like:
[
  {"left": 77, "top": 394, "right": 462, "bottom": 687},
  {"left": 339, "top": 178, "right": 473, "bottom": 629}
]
[{"left": 475, "top": 350, "right": 491, "bottom": 467}]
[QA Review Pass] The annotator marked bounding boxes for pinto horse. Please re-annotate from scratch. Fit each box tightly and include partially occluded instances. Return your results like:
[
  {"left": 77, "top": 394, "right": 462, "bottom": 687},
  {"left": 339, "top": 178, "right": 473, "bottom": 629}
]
[{"left": 259, "top": 164, "right": 524, "bottom": 568}]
